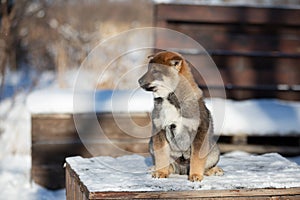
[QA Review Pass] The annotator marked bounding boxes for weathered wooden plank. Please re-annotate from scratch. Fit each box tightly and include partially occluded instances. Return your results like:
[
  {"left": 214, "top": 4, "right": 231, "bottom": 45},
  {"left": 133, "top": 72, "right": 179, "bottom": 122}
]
[
  {"left": 66, "top": 164, "right": 73, "bottom": 200},
  {"left": 97, "top": 113, "right": 151, "bottom": 139},
  {"left": 219, "top": 144, "right": 300, "bottom": 156},
  {"left": 32, "top": 142, "right": 91, "bottom": 166},
  {"left": 66, "top": 163, "right": 89, "bottom": 200},
  {"left": 218, "top": 135, "right": 300, "bottom": 155},
  {"left": 156, "top": 4, "right": 300, "bottom": 26},
  {"left": 212, "top": 87, "right": 300, "bottom": 100},
  {"left": 32, "top": 113, "right": 151, "bottom": 142},
  {"left": 190, "top": 57, "right": 300, "bottom": 84},
  {"left": 182, "top": 55, "right": 300, "bottom": 100},
  {"left": 160, "top": 24, "right": 300, "bottom": 55},
  {"left": 88, "top": 188, "right": 300, "bottom": 199},
  {"left": 32, "top": 140, "right": 149, "bottom": 166},
  {"left": 32, "top": 114, "right": 77, "bottom": 142},
  {"left": 66, "top": 165, "right": 73, "bottom": 200},
  {"left": 31, "top": 164, "right": 65, "bottom": 190},
  {"left": 155, "top": 29, "right": 300, "bottom": 59}
]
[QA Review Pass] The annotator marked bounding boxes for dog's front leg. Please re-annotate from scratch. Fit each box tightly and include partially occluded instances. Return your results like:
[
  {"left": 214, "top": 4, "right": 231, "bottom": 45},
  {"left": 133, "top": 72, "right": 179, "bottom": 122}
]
[
  {"left": 189, "top": 134, "right": 209, "bottom": 182},
  {"left": 152, "top": 130, "right": 171, "bottom": 178}
]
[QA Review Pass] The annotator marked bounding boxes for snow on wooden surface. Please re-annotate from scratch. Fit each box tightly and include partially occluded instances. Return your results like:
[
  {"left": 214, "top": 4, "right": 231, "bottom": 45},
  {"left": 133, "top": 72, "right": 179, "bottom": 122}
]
[
  {"left": 26, "top": 89, "right": 153, "bottom": 114},
  {"left": 66, "top": 152, "right": 300, "bottom": 192},
  {"left": 26, "top": 89, "right": 300, "bottom": 135},
  {"left": 207, "top": 98, "right": 300, "bottom": 136}
]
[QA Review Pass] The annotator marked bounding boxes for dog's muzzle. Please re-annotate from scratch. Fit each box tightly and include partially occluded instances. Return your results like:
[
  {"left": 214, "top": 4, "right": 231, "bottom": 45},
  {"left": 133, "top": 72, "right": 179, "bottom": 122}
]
[{"left": 140, "top": 83, "right": 156, "bottom": 91}]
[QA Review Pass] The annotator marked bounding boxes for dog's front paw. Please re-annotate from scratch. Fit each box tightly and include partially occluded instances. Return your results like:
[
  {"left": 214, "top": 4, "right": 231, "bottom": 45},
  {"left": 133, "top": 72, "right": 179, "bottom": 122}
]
[
  {"left": 189, "top": 173, "right": 203, "bottom": 182},
  {"left": 152, "top": 170, "right": 169, "bottom": 179}
]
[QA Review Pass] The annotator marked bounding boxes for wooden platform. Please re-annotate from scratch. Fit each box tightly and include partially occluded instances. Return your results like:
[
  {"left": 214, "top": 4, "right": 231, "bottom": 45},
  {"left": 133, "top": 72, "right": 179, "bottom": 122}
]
[{"left": 65, "top": 153, "right": 300, "bottom": 199}]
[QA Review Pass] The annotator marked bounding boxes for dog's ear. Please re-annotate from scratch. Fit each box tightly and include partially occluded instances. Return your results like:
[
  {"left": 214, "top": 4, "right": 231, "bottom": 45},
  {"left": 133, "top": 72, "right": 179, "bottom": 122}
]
[{"left": 170, "top": 59, "right": 182, "bottom": 71}]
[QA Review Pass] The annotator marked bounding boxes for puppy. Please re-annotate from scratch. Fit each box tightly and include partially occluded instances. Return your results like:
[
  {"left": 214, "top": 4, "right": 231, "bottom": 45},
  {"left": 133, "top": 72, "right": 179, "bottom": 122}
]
[{"left": 138, "top": 51, "right": 223, "bottom": 181}]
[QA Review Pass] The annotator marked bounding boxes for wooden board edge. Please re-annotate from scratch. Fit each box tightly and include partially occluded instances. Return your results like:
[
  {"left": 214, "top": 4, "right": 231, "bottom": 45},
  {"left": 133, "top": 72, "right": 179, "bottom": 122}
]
[
  {"left": 66, "top": 161, "right": 90, "bottom": 200},
  {"left": 219, "top": 144, "right": 300, "bottom": 155},
  {"left": 32, "top": 113, "right": 73, "bottom": 119},
  {"left": 32, "top": 112, "right": 150, "bottom": 118},
  {"left": 89, "top": 188, "right": 300, "bottom": 199},
  {"left": 155, "top": 4, "right": 300, "bottom": 26}
]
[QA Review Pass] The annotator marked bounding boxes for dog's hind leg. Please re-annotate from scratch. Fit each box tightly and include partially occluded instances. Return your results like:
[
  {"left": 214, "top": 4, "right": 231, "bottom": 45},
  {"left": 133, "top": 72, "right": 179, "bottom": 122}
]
[{"left": 205, "top": 166, "right": 224, "bottom": 176}]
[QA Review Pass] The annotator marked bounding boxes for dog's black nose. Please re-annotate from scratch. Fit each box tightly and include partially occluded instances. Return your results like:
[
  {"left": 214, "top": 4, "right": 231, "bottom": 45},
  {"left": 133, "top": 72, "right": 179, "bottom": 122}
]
[{"left": 170, "top": 124, "right": 176, "bottom": 130}]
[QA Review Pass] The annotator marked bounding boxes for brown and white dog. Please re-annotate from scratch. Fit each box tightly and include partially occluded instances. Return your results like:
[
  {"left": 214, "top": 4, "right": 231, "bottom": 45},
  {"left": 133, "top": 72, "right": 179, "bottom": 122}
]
[{"left": 138, "top": 51, "right": 223, "bottom": 182}]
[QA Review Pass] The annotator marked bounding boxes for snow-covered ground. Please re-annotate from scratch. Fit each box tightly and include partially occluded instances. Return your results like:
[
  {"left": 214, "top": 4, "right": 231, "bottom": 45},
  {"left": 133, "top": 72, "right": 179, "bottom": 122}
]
[
  {"left": 1, "top": 69, "right": 300, "bottom": 199},
  {"left": 0, "top": 70, "right": 66, "bottom": 200},
  {"left": 0, "top": 155, "right": 65, "bottom": 200}
]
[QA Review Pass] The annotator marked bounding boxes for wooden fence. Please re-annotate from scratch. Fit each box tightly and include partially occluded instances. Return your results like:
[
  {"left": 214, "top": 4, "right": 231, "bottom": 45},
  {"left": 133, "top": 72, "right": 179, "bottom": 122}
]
[{"left": 155, "top": 3, "right": 300, "bottom": 100}]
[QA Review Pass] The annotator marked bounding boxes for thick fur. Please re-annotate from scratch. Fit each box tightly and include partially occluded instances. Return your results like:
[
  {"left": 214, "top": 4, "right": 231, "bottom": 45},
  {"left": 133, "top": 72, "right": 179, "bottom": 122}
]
[{"left": 138, "top": 51, "right": 223, "bottom": 182}]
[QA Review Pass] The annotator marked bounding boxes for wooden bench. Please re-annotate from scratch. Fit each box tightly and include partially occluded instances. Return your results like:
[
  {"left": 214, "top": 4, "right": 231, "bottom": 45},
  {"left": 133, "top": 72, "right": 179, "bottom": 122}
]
[{"left": 65, "top": 153, "right": 300, "bottom": 199}]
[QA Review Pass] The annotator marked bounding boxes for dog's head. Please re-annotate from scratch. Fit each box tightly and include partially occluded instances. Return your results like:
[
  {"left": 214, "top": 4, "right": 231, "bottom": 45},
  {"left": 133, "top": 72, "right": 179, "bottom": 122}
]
[{"left": 138, "top": 51, "right": 184, "bottom": 97}]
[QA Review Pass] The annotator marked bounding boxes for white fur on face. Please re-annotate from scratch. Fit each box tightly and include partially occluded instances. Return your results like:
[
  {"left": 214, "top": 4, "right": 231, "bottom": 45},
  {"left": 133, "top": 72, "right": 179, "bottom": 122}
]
[
  {"left": 153, "top": 84, "right": 172, "bottom": 98},
  {"left": 152, "top": 69, "right": 180, "bottom": 98}
]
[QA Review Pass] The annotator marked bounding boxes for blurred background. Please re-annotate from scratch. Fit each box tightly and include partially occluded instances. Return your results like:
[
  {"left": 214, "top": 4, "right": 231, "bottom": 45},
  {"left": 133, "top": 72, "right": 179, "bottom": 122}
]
[
  {"left": 0, "top": 0, "right": 153, "bottom": 94},
  {"left": 0, "top": 0, "right": 300, "bottom": 199}
]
